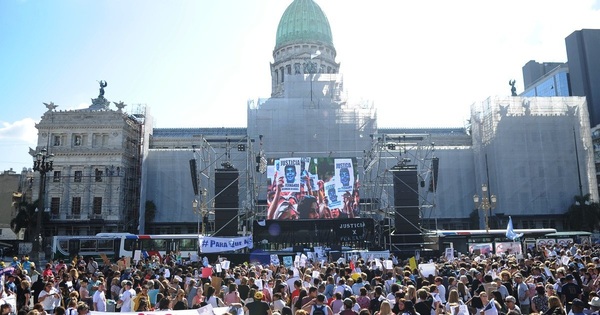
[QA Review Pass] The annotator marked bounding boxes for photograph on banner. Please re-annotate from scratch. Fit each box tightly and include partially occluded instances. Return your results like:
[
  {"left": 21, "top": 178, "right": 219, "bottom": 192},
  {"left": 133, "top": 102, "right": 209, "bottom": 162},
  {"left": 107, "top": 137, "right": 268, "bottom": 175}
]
[
  {"left": 536, "top": 238, "right": 556, "bottom": 249},
  {"left": 495, "top": 242, "right": 522, "bottom": 255},
  {"left": 556, "top": 238, "right": 573, "bottom": 247},
  {"left": 468, "top": 243, "right": 493, "bottom": 255},
  {"left": 280, "top": 158, "right": 301, "bottom": 193},
  {"left": 334, "top": 158, "right": 354, "bottom": 193},
  {"left": 265, "top": 157, "right": 360, "bottom": 220}
]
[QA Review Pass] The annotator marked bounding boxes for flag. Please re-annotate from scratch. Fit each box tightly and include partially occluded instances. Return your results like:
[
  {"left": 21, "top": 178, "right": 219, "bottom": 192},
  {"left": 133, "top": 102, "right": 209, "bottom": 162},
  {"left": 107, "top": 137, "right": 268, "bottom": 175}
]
[
  {"left": 483, "top": 298, "right": 496, "bottom": 311},
  {"left": 506, "top": 216, "right": 523, "bottom": 241}
]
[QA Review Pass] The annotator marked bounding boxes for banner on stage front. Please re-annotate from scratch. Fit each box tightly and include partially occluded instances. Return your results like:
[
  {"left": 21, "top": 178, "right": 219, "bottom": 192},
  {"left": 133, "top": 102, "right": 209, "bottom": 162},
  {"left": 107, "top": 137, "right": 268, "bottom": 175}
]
[
  {"left": 91, "top": 306, "right": 233, "bottom": 315},
  {"left": 198, "top": 235, "right": 253, "bottom": 253}
]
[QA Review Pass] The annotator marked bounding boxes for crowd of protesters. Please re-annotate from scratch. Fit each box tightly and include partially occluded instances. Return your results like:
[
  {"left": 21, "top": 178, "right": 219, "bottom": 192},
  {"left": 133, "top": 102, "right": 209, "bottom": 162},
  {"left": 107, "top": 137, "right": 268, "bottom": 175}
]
[{"left": 0, "top": 241, "right": 600, "bottom": 315}]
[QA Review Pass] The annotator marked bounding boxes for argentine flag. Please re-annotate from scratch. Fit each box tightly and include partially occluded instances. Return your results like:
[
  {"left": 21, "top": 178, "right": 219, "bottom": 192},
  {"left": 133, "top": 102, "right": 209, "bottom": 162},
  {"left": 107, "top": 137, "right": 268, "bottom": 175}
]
[{"left": 506, "top": 216, "right": 524, "bottom": 241}]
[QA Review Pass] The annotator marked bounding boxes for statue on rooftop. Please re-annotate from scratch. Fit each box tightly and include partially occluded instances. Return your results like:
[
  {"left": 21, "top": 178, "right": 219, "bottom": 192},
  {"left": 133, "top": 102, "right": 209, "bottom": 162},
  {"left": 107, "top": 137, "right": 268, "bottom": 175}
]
[
  {"left": 43, "top": 102, "right": 58, "bottom": 112},
  {"left": 98, "top": 80, "right": 108, "bottom": 97},
  {"left": 509, "top": 79, "right": 517, "bottom": 96}
]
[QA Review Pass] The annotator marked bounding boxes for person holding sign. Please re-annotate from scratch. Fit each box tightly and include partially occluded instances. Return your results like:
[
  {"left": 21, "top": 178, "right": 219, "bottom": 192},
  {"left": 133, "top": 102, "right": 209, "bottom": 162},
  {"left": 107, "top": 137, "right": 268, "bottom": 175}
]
[{"left": 267, "top": 176, "right": 299, "bottom": 220}]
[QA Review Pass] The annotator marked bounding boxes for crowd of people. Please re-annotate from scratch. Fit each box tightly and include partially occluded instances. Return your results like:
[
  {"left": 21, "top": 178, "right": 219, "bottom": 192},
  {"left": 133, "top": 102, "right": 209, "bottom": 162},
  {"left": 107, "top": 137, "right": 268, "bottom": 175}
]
[{"left": 1, "top": 241, "right": 600, "bottom": 315}]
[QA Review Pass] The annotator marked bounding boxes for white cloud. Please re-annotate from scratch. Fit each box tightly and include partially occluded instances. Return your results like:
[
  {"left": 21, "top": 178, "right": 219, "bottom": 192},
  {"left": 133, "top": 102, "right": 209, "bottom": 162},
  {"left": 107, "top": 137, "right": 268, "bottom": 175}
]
[{"left": 0, "top": 118, "right": 38, "bottom": 143}]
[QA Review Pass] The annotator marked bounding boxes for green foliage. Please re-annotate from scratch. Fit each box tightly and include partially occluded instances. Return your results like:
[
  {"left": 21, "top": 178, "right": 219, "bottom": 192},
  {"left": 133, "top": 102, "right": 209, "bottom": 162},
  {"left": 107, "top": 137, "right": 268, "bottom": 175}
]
[{"left": 566, "top": 194, "right": 600, "bottom": 232}]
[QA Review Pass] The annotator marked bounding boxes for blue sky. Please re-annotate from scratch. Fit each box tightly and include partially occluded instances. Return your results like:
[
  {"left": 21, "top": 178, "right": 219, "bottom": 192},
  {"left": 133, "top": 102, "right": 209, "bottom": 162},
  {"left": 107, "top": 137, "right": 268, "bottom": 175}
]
[{"left": 1, "top": 0, "right": 600, "bottom": 172}]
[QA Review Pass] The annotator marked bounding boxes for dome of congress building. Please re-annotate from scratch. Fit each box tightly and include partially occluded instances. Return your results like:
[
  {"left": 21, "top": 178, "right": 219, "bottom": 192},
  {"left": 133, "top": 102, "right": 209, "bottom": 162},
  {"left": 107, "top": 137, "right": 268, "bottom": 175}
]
[{"left": 275, "top": 0, "right": 334, "bottom": 50}]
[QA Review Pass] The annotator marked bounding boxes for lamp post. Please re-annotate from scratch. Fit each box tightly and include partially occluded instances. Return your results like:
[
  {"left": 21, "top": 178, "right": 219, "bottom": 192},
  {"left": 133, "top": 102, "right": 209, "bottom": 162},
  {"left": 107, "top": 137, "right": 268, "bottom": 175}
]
[
  {"left": 32, "top": 148, "right": 53, "bottom": 262},
  {"left": 473, "top": 184, "right": 497, "bottom": 233}
]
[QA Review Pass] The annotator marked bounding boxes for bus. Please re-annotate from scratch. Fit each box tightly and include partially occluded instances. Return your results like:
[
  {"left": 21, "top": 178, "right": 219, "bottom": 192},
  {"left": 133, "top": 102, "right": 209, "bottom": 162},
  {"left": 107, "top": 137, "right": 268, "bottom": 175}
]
[
  {"left": 51, "top": 233, "right": 136, "bottom": 261},
  {"left": 425, "top": 228, "right": 558, "bottom": 255},
  {"left": 51, "top": 233, "right": 201, "bottom": 262},
  {"left": 535, "top": 230, "right": 593, "bottom": 248}
]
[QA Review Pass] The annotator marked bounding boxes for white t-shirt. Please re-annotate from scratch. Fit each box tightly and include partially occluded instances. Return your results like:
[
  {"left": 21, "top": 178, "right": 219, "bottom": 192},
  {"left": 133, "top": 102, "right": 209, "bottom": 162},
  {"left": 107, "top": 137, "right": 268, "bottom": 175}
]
[
  {"left": 93, "top": 290, "right": 107, "bottom": 312},
  {"left": 120, "top": 288, "right": 136, "bottom": 312},
  {"left": 39, "top": 288, "right": 61, "bottom": 311}
]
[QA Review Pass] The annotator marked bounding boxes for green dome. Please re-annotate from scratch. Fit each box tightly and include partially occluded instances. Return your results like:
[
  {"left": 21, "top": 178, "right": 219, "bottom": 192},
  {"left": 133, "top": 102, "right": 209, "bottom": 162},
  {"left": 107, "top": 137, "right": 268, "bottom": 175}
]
[{"left": 275, "top": 0, "right": 333, "bottom": 49}]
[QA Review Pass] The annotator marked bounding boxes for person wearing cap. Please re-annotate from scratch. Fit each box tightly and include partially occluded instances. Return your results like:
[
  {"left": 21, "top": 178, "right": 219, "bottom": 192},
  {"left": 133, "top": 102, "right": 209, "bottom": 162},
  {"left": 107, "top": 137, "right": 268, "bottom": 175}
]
[
  {"left": 514, "top": 274, "right": 531, "bottom": 315},
  {"left": 11, "top": 257, "right": 21, "bottom": 269},
  {"left": 340, "top": 298, "right": 358, "bottom": 315},
  {"left": 22, "top": 256, "right": 32, "bottom": 272},
  {"left": 118, "top": 280, "right": 136, "bottom": 312},
  {"left": 562, "top": 274, "right": 582, "bottom": 313},
  {"left": 493, "top": 277, "right": 509, "bottom": 300},
  {"left": 570, "top": 298, "right": 586, "bottom": 315},
  {"left": 245, "top": 291, "right": 271, "bottom": 315}
]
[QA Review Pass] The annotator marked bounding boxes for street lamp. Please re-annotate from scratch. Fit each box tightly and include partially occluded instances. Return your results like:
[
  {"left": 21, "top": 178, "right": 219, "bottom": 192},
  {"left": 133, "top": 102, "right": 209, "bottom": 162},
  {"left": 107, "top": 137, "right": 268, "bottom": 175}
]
[
  {"left": 32, "top": 148, "right": 54, "bottom": 262},
  {"left": 473, "top": 184, "right": 497, "bottom": 233}
]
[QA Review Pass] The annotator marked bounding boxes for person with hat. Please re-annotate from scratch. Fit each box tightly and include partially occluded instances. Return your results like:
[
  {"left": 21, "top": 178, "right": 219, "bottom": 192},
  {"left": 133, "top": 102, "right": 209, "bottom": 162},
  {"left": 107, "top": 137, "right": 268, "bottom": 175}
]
[
  {"left": 562, "top": 274, "right": 582, "bottom": 313},
  {"left": 245, "top": 291, "right": 271, "bottom": 315},
  {"left": 10, "top": 257, "right": 21, "bottom": 269},
  {"left": 118, "top": 280, "right": 136, "bottom": 312},
  {"left": 570, "top": 298, "right": 586, "bottom": 315},
  {"left": 589, "top": 296, "right": 600, "bottom": 315},
  {"left": 514, "top": 274, "right": 531, "bottom": 315}
]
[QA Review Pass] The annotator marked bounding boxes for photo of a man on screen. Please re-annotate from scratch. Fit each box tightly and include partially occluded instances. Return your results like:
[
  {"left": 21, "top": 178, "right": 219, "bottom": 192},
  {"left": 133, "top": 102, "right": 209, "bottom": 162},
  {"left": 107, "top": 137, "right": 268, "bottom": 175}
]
[
  {"left": 340, "top": 167, "right": 350, "bottom": 187},
  {"left": 285, "top": 164, "right": 297, "bottom": 184}
]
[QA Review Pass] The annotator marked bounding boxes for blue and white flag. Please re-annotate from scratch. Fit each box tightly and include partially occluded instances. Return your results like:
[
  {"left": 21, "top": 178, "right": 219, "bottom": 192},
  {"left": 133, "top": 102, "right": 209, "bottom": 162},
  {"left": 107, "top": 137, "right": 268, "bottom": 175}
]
[
  {"left": 483, "top": 298, "right": 496, "bottom": 311},
  {"left": 506, "top": 216, "right": 523, "bottom": 241}
]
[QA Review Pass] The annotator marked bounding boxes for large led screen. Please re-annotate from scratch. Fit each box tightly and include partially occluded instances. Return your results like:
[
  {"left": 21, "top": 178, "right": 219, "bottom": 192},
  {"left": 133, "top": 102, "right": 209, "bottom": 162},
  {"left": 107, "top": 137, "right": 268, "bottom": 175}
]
[{"left": 266, "top": 157, "right": 360, "bottom": 220}]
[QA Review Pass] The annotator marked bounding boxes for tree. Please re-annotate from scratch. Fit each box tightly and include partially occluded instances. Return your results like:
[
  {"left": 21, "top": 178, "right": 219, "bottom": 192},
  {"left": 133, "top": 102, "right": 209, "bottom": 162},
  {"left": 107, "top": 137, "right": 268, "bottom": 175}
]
[
  {"left": 145, "top": 200, "right": 157, "bottom": 231},
  {"left": 566, "top": 194, "right": 600, "bottom": 232}
]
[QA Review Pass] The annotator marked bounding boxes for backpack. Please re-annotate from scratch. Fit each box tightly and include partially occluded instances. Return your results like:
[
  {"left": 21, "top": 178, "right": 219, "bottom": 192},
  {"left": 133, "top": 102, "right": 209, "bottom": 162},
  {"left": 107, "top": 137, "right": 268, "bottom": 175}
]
[
  {"left": 313, "top": 304, "right": 326, "bottom": 315},
  {"left": 343, "top": 287, "right": 353, "bottom": 299}
]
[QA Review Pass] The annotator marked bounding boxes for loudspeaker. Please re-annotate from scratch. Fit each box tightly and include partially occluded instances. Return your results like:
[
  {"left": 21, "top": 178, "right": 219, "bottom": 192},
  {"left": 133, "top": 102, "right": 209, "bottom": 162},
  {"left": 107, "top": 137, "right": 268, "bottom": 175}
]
[
  {"left": 189, "top": 159, "right": 199, "bottom": 195},
  {"left": 214, "top": 168, "right": 239, "bottom": 236},
  {"left": 429, "top": 157, "right": 439, "bottom": 192},
  {"left": 392, "top": 167, "right": 420, "bottom": 234}
]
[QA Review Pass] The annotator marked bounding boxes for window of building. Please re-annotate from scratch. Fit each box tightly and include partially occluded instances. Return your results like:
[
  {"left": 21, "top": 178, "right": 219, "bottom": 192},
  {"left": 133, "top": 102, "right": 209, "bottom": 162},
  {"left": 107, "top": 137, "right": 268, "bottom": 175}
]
[
  {"left": 53, "top": 171, "right": 61, "bottom": 182},
  {"left": 51, "top": 197, "right": 60, "bottom": 216},
  {"left": 93, "top": 197, "right": 102, "bottom": 215},
  {"left": 95, "top": 168, "right": 103, "bottom": 182},
  {"left": 74, "top": 171, "right": 82, "bottom": 183},
  {"left": 73, "top": 135, "right": 82, "bottom": 146},
  {"left": 53, "top": 135, "right": 61, "bottom": 146},
  {"left": 72, "top": 197, "right": 81, "bottom": 215}
]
